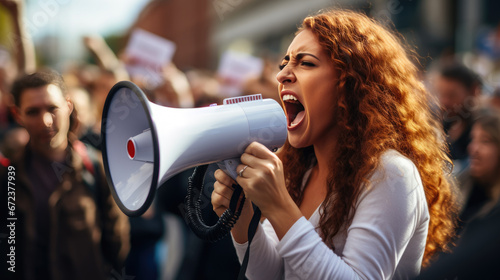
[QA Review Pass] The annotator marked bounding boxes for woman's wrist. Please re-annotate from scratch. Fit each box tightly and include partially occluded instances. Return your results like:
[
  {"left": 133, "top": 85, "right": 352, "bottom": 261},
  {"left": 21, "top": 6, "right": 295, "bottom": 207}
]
[
  {"left": 231, "top": 201, "right": 254, "bottom": 244},
  {"left": 265, "top": 199, "right": 303, "bottom": 240}
]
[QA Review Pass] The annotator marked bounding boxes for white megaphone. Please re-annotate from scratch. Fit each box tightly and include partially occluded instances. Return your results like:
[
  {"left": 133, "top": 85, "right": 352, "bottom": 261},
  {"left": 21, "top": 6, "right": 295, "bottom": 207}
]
[{"left": 101, "top": 81, "right": 287, "bottom": 217}]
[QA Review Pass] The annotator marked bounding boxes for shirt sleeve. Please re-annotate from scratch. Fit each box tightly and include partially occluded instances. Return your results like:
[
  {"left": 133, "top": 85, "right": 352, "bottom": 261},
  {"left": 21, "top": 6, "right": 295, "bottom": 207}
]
[
  {"left": 232, "top": 219, "right": 284, "bottom": 279},
  {"left": 276, "top": 154, "right": 427, "bottom": 279}
]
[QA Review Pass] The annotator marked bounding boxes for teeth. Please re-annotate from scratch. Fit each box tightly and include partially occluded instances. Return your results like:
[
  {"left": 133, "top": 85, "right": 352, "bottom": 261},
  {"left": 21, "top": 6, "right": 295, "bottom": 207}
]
[{"left": 282, "top": 95, "right": 298, "bottom": 102}]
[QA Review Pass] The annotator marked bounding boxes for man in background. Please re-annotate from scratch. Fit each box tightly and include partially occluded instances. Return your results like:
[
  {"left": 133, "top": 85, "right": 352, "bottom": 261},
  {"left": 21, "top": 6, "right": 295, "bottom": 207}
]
[
  {"left": 0, "top": 69, "right": 129, "bottom": 280},
  {"left": 433, "top": 63, "right": 482, "bottom": 173}
]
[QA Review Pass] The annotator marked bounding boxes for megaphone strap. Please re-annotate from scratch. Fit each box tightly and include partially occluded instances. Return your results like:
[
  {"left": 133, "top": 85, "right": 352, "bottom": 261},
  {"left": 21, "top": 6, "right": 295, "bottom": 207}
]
[{"left": 238, "top": 205, "right": 262, "bottom": 280}]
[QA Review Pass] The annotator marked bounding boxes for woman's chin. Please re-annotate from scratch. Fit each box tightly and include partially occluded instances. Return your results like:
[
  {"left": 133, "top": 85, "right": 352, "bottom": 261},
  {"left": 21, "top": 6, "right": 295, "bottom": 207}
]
[{"left": 287, "top": 135, "right": 308, "bottom": 149}]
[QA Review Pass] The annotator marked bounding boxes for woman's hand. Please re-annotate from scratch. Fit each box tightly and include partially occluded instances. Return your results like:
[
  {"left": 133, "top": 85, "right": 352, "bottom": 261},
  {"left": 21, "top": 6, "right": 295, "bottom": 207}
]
[
  {"left": 212, "top": 168, "right": 254, "bottom": 243},
  {"left": 235, "top": 142, "right": 288, "bottom": 215},
  {"left": 235, "top": 142, "right": 303, "bottom": 239},
  {"left": 212, "top": 170, "right": 238, "bottom": 217}
]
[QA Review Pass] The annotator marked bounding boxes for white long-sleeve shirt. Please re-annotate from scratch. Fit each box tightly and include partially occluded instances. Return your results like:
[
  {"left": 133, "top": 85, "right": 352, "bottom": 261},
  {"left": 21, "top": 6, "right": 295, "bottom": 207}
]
[{"left": 233, "top": 150, "right": 429, "bottom": 280}]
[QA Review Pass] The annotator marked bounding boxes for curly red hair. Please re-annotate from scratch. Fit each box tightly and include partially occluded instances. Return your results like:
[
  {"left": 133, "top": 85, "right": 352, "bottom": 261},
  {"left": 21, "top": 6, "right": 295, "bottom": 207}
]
[{"left": 277, "top": 10, "right": 457, "bottom": 267}]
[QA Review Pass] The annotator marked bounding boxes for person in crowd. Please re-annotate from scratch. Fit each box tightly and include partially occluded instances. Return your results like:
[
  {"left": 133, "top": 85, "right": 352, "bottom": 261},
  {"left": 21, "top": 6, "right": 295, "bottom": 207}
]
[
  {"left": 125, "top": 202, "right": 164, "bottom": 280},
  {"left": 417, "top": 108, "right": 500, "bottom": 279},
  {"left": 83, "top": 35, "right": 129, "bottom": 81},
  {"left": 76, "top": 68, "right": 123, "bottom": 151},
  {"left": 80, "top": 35, "right": 129, "bottom": 150},
  {"left": 0, "top": 69, "right": 129, "bottom": 280},
  {"left": 0, "top": 0, "right": 36, "bottom": 75},
  {"left": 185, "top": 69, "right": 222, "bottom": 108},
  {"left": 433, "top": 63, "right": 482, "bottom": 173},
  {"left": 0, "top": 0, "right": 35, "bottom": 152},
  {"left": 488, "top": 86, "right": 500, "bottom": 110},
  {"left": 0, "top": 48, "right": 16, "bottom": 133},
  {"left": 63, "top": 84, "right": 94, "bottom": 132},
  {"left": 242, "top": 57, "right": 281, "bottom": 104},
  {"left": 453, "top": 107, "right": 500, "bottom": 226},
  {"left": 150, "top": 63, "right": 194, "bottom": 108},
  {"left": 0, "top": 126, "right": 28, "bottom": 159},
  {"left": 212, "top": 10, "right": 457, "bottom": 279}
]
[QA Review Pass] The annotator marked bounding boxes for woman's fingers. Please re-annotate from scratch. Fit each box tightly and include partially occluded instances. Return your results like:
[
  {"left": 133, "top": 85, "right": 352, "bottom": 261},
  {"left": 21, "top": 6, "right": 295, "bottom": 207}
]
[
  {"left": 213, "top": 180, "right": 235, "bottom": 201},
  {"left": 233, "top": 142, "right": 288, "bottom": 218},
  {"left": 213, "top": 142, "right": 285, "bottom": 218},
  {"left": 244, "top": 142, "right": 279, "bottom": 160},
  {"left": 239, "top": 142, "right": 281, "bottom": 177},
  {"left": 212, "top": 169, "right": 237, "bottom": 217},
  {"left": 236, "top": 164, "right": 253, "bottom": 178},
  {"left": 212, "top": 182, "right": 231, "bottom": 216},
  {"left": 214, "top": 169, "right": 236, "bottom": 187}
]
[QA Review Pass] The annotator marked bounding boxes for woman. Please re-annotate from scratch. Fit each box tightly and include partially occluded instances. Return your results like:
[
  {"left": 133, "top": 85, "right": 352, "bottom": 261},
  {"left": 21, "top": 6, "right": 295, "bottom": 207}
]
[
  {"left": 458, "top": 109, "right": 500, "bottom": 224},
  {"left": 212, "top": 10, "right": 457, "bottom": 279},
  {"left": 417, "top": 109, "right": 500, "bottom": 279}
]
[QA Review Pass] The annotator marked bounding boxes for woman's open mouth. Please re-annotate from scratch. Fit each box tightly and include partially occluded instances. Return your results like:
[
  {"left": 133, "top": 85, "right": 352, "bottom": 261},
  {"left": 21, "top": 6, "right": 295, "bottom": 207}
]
[{"left": 283, "top": 94, "right": 305, "bottom": 129}]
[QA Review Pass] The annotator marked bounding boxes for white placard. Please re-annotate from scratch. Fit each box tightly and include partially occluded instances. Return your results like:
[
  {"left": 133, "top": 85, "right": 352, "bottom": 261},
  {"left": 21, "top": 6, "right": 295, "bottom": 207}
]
[
  {"left": 217, "top": 51, "right": 264, "bottom": 97},
  {"left": 125, "top": 28, "right": 177, "bottom": 88}
]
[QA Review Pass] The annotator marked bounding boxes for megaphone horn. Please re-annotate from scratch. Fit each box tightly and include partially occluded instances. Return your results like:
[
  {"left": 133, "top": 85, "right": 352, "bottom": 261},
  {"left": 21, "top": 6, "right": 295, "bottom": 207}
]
[{"left": 101, "top": 81, "right": 287, "bottom": 219}]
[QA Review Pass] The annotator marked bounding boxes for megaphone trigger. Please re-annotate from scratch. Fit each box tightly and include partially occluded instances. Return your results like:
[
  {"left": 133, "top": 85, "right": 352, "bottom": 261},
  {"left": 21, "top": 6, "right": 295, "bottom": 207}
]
[{"left": 216, "top": 158, "right": 241, "bottom": 181}]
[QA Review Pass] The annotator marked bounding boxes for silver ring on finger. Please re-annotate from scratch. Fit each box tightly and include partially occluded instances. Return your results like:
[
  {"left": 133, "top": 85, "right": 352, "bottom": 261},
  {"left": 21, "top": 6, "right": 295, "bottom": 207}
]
[{"left": 238, "top": 165, "right": 249, "bottom": 177}]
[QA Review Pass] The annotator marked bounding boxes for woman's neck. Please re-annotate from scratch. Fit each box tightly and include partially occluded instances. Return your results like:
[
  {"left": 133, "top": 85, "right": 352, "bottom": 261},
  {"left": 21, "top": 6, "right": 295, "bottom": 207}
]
[{"left": 312, "top": 136, "right": 337, "bottom": 182}]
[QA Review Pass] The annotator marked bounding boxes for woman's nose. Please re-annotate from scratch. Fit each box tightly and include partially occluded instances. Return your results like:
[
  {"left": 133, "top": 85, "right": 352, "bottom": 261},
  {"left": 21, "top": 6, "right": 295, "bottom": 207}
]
[{"left": 276, "top": 65, "right": 295, "bottom": 84}]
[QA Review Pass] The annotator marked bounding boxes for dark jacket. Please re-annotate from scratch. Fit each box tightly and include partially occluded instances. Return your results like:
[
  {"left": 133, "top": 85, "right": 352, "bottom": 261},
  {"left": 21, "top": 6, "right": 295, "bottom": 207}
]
[
  {"left": 0, "top": 141, "right": 129, "bottom": 280},
  {"left": 416, "top": 202, "right": 500, "bottom": 279}
]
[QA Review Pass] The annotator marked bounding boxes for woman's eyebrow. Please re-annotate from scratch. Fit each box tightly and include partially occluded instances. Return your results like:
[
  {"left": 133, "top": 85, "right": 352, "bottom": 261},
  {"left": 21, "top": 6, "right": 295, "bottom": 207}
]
[
  {"left": 297, "top": 53, "right": 320, "bottom": 61},
  {"left": 282, "top": 53, "right": 320, "bottom": 62}
]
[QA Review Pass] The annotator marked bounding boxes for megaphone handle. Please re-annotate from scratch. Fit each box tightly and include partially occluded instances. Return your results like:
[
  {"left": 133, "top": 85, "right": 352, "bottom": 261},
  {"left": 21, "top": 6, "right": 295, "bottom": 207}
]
[
  {"left": 185, "top": 164, "right": 246, "bottom": 243},
  {"left": 185, "top": 164, "right": 261, "bottom": 280}
]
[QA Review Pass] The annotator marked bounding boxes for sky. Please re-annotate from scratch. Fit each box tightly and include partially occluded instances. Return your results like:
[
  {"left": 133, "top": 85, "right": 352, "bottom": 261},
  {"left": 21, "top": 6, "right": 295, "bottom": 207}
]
[
  {"left": 24, "top": 0, "right": 150, "bottom": 62},
  {"left": 26, "top": 0, "right": 149, "bottom": 38}
]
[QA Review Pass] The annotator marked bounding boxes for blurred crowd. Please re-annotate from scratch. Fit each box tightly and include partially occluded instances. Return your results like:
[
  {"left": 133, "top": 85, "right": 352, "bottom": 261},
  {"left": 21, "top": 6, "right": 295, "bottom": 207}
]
[{"left": 1, "top": 0, "right": 500, "bottom": 279}]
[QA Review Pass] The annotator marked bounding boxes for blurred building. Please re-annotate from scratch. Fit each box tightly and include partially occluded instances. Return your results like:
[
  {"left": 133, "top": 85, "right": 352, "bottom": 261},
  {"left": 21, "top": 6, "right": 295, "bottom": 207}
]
[
  {"left": 5, "top": 0, "right": 497, "bottom": 73},
  {"left": 126, "top": 0, "right": 212, "bottom": 70},
  {"left": 210, "top": 0, "right": 364, "bottom": 62},
  {"left": 123, "top": 0, "right": 499, "bottom": 71}
]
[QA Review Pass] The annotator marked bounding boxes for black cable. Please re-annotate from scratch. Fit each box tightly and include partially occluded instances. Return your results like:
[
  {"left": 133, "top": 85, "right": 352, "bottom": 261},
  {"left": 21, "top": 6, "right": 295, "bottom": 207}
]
[
  {"left": 184, "top": 165, "right": 246, "bottom": 242},
  {"left": 185, "top": 165, "right": 262, "bottom": 279}
]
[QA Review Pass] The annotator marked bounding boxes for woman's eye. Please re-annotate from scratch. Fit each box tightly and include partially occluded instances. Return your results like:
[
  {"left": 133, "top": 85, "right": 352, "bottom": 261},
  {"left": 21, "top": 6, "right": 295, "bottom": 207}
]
[
  {"left": 279, "top": 63, "right": 287, "bottom": 70},
  {"left": 301, "top": 61, "right": 315, "bottom": 67}
]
